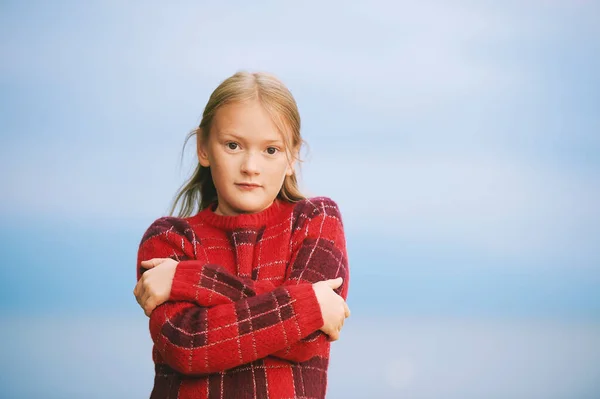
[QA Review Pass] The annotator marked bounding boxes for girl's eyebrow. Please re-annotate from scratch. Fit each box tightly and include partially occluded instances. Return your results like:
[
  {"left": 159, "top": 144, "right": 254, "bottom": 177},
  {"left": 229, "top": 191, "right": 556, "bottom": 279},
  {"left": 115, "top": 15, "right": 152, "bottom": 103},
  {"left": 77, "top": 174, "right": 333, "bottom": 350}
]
[
  {"left": 262, "top": 138, "right": 285, "bottom": 145},
  {"left": 217, "top": 130, "right": 242, "bottom": 139},
  {"left": 218, "top": 131, "right": 284, "bottom": 145}
]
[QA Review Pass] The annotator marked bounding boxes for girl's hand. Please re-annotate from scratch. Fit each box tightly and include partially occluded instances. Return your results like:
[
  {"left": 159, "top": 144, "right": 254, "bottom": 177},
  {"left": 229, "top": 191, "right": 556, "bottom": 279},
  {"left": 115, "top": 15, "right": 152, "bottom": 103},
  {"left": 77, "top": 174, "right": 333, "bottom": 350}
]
[
  {"left": 134, "top": 258, "right": 178, "bottom": 317},
  {"left": 312, "top": 277, "right": 351, "bottom": 341}
]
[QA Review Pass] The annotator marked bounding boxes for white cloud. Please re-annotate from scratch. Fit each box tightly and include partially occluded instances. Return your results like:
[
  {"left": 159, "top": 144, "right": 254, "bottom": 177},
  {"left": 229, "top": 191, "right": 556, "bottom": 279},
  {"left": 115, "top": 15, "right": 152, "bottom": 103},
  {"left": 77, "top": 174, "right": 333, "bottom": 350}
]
[
  {"left": 1, "top": 0, "right": 598, "bottom": 267},
  {"left": 3, "top": 315, "right": 599, "bottom": 398},
  {"left": 327, "top": 316, "right": 600, "bottom": 398},
  {"left": 0, "top": 0, "right": 558, "bottom": 113},
  {"left": 385, "top": 358, "right": 416, "bottom": 391},
  {"left": 303, "top": 152, "right": 600, "bottom": 259}
]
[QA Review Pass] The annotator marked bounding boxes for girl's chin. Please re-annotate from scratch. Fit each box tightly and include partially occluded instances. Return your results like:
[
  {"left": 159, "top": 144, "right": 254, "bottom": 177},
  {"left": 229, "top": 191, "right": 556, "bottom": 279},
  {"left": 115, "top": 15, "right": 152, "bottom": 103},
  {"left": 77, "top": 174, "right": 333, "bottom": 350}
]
[{"left": 219, "top": 198, "right": 274, "bottom": 215}]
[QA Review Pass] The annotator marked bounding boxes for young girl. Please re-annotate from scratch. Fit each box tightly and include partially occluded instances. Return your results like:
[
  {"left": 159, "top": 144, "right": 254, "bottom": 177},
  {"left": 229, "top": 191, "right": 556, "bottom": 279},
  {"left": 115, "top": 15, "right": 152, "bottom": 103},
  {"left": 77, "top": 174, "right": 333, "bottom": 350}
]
[{"left": 133, "top": 71, "right": 350, "bottom": 399}]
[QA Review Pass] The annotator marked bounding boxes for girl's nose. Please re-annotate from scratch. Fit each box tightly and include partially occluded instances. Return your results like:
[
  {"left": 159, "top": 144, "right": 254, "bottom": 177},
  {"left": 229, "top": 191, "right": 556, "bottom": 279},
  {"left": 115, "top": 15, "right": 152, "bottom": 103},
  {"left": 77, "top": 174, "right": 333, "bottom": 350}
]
[{"left": 241, "top": 153, "right": 260, "bottom": 175}]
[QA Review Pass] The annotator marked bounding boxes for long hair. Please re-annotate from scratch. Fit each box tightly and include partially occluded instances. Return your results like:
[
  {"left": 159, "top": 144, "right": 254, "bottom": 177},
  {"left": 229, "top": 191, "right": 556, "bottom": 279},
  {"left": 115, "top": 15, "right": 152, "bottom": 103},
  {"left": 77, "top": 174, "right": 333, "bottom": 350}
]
[{"left": 169, "top": 71, "right": 306, "bottom": 217}]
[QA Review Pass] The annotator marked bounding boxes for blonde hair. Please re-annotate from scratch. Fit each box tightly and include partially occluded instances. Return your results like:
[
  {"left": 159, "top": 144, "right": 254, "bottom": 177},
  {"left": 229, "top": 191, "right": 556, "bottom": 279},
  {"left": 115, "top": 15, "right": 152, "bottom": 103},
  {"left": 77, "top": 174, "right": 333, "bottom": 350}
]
[{"left": 170, "top": 71, "right": 306, "bottom": 217}]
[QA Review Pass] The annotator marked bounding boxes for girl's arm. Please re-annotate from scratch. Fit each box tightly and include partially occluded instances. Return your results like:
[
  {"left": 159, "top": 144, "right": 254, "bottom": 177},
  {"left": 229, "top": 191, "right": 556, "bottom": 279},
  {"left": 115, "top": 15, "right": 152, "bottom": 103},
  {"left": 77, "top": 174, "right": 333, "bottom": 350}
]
[
  {"left": 137, "top": 198, "right": 349, "bottom": 373},
  {"left": 163, "top": 199, "right": 349, "bottom": 361},
  {"left": 147, "top": 283, "right": 323, "bottom": 375}
]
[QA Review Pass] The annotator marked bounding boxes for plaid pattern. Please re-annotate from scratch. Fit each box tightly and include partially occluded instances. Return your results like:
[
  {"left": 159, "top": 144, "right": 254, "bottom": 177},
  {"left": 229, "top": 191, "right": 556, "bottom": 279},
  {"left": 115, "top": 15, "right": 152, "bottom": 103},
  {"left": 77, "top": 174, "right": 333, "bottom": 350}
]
[{"left": 137, "top": 197, "right": 350, "bottom": 399}]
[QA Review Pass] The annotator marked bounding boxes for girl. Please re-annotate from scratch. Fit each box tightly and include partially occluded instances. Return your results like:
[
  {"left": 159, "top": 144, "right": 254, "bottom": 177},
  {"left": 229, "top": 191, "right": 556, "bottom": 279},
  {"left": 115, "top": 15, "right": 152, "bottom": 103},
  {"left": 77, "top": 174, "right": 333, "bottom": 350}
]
[{"left": 133, "top": 71, "right": 350, "bottom": 399}]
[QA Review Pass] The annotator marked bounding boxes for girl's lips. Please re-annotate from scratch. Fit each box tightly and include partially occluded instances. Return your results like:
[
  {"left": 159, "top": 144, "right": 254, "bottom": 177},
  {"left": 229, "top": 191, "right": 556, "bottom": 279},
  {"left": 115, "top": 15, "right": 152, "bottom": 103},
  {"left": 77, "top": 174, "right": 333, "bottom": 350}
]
[{"left": 236, "top": 183, "right": 261, "bottom": 190}]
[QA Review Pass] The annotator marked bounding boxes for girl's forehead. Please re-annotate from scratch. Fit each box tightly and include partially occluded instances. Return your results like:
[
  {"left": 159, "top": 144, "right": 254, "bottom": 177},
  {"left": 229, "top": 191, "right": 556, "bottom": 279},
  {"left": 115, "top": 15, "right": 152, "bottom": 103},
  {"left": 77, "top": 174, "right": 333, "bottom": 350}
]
[{"left": 212, "top": 102, "right": 288, "bottom": 143}]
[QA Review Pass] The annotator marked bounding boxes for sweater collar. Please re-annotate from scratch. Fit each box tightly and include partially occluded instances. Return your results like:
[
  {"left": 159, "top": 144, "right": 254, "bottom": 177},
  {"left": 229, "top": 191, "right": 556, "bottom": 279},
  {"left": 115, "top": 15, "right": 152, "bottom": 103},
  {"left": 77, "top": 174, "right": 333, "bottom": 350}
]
[{"left": 196, "top": 199, "right": 292, "bottom": 230}]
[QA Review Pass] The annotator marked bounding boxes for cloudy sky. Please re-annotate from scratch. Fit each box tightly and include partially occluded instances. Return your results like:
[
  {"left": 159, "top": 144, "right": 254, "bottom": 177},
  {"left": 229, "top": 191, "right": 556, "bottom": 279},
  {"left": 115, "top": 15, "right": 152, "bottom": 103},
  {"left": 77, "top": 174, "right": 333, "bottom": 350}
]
[{"left": 1, "top": 1, "right": 599, "bottom": 397}]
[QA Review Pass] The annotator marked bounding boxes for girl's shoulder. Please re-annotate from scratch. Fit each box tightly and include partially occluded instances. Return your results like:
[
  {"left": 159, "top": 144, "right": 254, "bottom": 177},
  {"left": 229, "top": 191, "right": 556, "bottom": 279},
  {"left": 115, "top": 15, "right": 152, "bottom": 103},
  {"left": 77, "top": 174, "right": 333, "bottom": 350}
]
[
  {"left": 139, "top": 214, "right": 196, "bottom": 245},
  {"left": 289, "top": 196, "right": 344, "bottom": 226},
  {"left": 292, "top": 196, "right": 341, "bottom": 214}
]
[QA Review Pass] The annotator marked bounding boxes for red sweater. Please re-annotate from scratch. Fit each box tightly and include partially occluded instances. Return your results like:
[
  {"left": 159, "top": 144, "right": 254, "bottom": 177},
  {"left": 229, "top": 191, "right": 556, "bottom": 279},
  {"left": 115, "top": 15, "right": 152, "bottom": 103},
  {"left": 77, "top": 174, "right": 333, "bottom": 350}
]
[{"left": 136, "top": 197, "right": 350, "bottom": 399}]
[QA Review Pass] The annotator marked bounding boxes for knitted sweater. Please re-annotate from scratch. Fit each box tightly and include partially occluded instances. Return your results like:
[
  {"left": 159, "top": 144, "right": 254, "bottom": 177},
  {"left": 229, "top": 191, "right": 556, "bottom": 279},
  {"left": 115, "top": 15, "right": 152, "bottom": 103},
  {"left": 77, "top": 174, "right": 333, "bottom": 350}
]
[{"left": 136, "top": 197, "right": 350, "bottom": 399}]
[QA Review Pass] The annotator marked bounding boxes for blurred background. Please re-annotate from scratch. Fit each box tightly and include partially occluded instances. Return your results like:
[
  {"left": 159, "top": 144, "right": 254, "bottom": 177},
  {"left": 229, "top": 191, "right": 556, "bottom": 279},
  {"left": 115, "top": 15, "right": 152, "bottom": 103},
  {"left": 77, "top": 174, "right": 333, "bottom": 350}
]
[{"left": 1, "top": 1, "right": 599, "bottom": 398}]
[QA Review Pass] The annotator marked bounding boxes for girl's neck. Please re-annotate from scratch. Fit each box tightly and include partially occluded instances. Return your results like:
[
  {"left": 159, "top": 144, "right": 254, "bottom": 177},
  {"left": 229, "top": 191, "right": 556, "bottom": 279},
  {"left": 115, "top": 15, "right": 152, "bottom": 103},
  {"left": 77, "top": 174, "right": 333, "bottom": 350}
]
[{"left": 196, "top": 198, "right": 293, "bottom": 229}]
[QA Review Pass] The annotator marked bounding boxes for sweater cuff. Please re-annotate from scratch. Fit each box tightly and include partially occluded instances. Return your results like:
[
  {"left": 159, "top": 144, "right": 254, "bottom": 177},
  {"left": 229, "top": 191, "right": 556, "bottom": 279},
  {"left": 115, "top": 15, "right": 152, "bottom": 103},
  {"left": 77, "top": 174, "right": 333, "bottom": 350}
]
[
  {"left": 170, "top": 260, "right": 204, "bottom": 302},
  {"left": 285, "top": 284, "right": 324, "bottom": 339}
]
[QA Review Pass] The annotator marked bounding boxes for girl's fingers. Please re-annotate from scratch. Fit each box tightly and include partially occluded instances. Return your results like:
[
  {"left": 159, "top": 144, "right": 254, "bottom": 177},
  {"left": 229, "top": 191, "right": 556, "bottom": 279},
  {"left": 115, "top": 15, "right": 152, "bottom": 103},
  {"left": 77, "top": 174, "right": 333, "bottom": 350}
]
[
  {"left": 329, "top": 331, "right": 339, "bottom": 342},
  {"left": 325, "top": 277, "right": 343, "bottom": 290},
  {"left": 140, "top": 258, "right": 167, "bottom": 269},
  {"left": 133, "top": 280, "right": 143, "bottom": 303},
  {"left": 141, "top": 290, "right": 153, "bottom": 310},
  {"left": 344, "top": 302, "right": 351, "bottom": 318},
  {"left": 144, "top": 297, "right": 156, "bottom": 316}
]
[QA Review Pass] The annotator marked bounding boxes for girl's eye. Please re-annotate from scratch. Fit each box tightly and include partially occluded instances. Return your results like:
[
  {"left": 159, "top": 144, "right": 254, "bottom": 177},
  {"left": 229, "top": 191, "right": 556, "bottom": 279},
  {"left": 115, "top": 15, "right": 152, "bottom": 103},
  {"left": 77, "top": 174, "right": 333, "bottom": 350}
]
[
  {"left": 266, "top": 147, "right": 278, "bottom": 155},
  {"left": 227, "top": 142, "right": 239, "bottom": 150}
]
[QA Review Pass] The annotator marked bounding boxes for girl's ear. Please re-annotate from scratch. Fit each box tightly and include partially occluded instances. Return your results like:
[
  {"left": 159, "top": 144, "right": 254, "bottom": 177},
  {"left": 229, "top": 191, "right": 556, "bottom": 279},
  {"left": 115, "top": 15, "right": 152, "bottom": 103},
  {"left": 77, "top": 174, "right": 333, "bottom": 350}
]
[
  {"left": 285, "top": 147, "right": 299, "bottom": 177},
  {"left": 196, "top": 129, "right": 210, "bottom": 167}
]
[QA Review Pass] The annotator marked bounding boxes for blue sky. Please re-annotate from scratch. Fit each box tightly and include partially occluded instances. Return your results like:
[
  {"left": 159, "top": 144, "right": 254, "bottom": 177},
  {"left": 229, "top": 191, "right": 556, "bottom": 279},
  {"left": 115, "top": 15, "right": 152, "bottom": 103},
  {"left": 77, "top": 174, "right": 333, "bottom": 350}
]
[{"left": 1, "top": 1, "right": 599, "bottom": 397}]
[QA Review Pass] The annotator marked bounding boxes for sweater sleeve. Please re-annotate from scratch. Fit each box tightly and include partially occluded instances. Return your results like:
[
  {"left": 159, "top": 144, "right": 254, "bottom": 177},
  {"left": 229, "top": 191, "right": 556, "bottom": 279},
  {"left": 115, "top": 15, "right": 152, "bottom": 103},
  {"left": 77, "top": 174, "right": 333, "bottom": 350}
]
[
  {"left": 273, "top": 197, "right": 350, "bottom": 361},
  {"left": 137, "top": 216, "right": 325, "bottom": 375},
  {"left": 148, "top": 284, "right": 323, "bottom": 375},
  {"left": 165, "top": 197, "right": 350, "bottom": 362}
]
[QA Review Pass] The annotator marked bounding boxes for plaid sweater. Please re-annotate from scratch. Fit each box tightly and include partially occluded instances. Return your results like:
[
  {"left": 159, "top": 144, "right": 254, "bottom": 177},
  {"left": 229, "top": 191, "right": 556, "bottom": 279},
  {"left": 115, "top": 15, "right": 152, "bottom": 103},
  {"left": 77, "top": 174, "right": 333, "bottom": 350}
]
[{"left": 136, "top": 197, "right": 350, "bottom": 399}]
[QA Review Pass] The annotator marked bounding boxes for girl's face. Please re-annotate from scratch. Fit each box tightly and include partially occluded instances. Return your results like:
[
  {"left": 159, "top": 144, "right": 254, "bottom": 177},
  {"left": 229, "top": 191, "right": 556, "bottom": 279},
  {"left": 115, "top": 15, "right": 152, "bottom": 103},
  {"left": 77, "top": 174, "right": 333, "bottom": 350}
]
[{"left": 198, "top": 100, "right": 295, "bottom": 216}]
